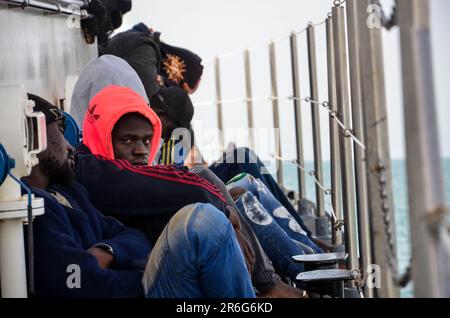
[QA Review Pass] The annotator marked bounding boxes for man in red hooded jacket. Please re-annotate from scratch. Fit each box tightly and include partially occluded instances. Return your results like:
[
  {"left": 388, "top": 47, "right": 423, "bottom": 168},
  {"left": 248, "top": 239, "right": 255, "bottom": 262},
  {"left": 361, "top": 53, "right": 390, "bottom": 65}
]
[
  {"left": 75, "top": 85, "right": 231, "bottom": 243},
  {"left": 75, "top": 81, "right": 312, "bottom": 297}
]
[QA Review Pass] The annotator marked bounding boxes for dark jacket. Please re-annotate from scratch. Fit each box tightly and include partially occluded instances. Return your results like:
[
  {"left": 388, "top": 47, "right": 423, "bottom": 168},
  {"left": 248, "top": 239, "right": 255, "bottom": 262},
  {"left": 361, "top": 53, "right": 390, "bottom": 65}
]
[
  {"left": 75, "top": 145, "right": 228, "bottom": 244},
  {"left": 27, "top": 182, "right": 150, "bottom": 298},
  {"left": 100, "top": 29, "right": 161, "bottom": 98}
]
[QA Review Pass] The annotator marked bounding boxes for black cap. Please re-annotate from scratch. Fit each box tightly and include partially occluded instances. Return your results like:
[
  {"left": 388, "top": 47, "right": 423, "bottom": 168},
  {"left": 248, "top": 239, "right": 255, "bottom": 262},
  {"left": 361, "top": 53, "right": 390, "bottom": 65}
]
[
  {"left": 150, "top": 87, "right": 194, "bottom": 128},
  {"left": 27, "top": 94, "right": 64, "bottom": 125}
]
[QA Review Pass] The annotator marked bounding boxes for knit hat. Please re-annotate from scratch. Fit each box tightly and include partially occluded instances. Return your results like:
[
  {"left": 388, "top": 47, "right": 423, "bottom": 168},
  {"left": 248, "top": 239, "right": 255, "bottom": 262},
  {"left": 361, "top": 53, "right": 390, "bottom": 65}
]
[
  {"left": 159, "top": 41, "right": 204, "bottom": 94},
  {"left": 150, "top": 87, "right": 194, "bottom": 128}
]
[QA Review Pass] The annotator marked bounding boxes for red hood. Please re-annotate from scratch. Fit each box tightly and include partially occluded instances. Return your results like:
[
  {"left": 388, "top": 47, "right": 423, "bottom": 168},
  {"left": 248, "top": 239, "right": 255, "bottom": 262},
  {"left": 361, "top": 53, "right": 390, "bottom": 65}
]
[{"left": 82, "top": 85, "right": 162, "bottom": 165}]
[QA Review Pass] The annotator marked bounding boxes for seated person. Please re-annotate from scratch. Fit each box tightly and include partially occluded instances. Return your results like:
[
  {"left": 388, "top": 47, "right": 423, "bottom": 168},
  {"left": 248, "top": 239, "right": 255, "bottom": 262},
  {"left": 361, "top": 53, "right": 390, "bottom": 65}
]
[
  {"left": 150, "top": 87, "right": 194, "bottom": 166},
  {"left": 77, "top": 84, "right": 307, "bottom": 297},
  {"left": 75, "top": 85, "right": 235, "bottom": 259},
  {"left": 24, "top": 93, "right": 255, "bottom": 298},
  {"left": 70, "top": 56, "right": 307, "bottom": 297}
]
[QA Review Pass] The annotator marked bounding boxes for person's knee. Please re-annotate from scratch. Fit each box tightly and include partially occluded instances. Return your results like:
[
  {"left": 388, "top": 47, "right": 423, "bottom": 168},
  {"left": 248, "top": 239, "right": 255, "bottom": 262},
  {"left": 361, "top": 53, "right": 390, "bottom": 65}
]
[
  {"left": 167, "top": 203, "right": 232, "bottom": 249},
  {"left": 228, "top": 173, "right": 256, "bottom": 194},
  {"left": 186, "top": 203, "right": 232, "bottom": 245}
]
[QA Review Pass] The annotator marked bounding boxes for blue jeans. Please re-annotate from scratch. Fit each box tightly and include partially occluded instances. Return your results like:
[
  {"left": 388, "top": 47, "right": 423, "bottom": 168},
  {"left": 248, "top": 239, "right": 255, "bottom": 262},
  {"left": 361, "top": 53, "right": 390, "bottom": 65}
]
[
  {"left": 142, "top": 203, "right": 256, "bottom": 298},
  {"left": 234, "top": 192, "right": 306, "bottom": 282},
  {"left": 228, "top": 174, "right": 323, "bottom": 254},
  {"left": 209, "top": 147, "right": 313, "bottom": 237}
]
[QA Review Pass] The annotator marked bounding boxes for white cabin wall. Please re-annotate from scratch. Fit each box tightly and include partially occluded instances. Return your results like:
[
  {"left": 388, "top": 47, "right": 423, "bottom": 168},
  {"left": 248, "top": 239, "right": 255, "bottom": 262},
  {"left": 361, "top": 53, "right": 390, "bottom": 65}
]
[{"left": 0, "top": 3, "right": 97, "bottom": 109}]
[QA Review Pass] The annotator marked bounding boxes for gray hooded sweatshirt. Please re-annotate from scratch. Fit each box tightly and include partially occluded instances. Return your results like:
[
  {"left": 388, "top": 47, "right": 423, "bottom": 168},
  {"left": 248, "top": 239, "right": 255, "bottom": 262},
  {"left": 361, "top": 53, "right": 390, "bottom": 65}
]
[{"left": 70, "top": 54, "right": 148, "bottom": 126}]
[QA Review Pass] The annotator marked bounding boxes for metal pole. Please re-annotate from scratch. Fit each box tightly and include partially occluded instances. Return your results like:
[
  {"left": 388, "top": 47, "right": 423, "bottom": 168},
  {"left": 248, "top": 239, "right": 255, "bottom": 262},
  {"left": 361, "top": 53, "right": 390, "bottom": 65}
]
[
  {"left": 306, "top": 24, "right": 325, "bottom": 218},
  {"left": 325, "top": 15, "right": 343, "bottom": 247},
  {"left": 332, "top": 5, "right": 360, "bottom": 278},
  {"left": 268, "top": 41, "right": 284, "bottom": 187},
  {"left": 0, "top": 219, "right": 28, "bottom": 298},
  {"left": 1, "top": 0, "right": 88, "bottom": 16},
  {"left": 214, "top": 57, "right": 225, "bottom": 151},
  {"left": 357, "top": 0, "right": 399, "bottom": 298},
  {"left": 289, "top": 32, "right": 306, "bottom": 199},
  {"left": 0, "top": 178, "right": 27, "bottom": 298},
  {"left": 243, "top": 49, "right": 256, "bottom": 151},
  {"left": 398, "top": 0, "right": 450, "bottom": 297},
  {"left": 346, "top": 0, "right": 373, "bottom": 298}
]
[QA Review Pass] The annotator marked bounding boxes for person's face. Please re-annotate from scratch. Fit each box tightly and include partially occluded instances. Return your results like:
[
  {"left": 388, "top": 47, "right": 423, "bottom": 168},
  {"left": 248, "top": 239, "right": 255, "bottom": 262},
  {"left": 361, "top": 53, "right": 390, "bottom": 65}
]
[
  {"left": 112, "top": 113, "right": 153, "bottom": 165},
  {"left": 38, "top": 119, "right": 76, "bottom": 187},
  {"left": 153, "top": 108, "right": 174, "bottom": 141}
]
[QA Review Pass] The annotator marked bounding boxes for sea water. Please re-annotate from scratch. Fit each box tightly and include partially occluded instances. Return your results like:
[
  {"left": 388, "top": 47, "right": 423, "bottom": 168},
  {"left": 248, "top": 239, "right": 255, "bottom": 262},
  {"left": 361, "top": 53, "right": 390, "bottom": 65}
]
[{"left": 281, "top": 158, "right": 450, "bottom": 298}]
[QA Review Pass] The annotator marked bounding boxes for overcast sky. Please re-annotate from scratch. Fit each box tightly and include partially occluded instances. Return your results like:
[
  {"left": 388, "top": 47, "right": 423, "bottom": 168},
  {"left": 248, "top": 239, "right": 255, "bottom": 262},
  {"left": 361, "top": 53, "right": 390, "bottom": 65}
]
[{"left": 118, "top": 0, "right": 450, "bottom": 162}]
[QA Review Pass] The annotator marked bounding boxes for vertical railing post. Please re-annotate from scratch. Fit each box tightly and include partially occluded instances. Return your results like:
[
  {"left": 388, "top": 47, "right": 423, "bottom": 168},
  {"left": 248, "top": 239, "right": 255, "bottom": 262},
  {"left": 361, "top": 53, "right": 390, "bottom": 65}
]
[
  {"left": 332, "top": 4, "right": 360, "bottom": 280},
  {"left": 398, "top": 0, "right": 450, "bottom": 297},
  {"left": 243, "top": 49, "right": 256, "bottom": 151},
  {"left": 268, "top": 41, "right": 284, "bottom": 187},
  {"left": 357, "top": 0, "right": 399, "bottom": 298},
  {"left": 325, "top": 15, "right": 343, "bottom": 247},
  {"left": 289, "top": 32, "right": 306, "bottom": 199},
  {"left": 214, "top": 56, "right": 225, "bottom": 150},
  {"left": 346, "top": 0, "right": 373, "bottom": 298},
  {"left": 306, "top": 24, "right": 326, "bottom": 221}
]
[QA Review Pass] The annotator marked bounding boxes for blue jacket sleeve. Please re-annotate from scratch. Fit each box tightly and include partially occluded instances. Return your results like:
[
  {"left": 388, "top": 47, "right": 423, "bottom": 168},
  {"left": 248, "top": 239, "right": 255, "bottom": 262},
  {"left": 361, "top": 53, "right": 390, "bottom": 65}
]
[
  {"left": 32, "top": 199, "right": 146, "bottom": 298},
  {"left": 96, "top": 214, "right": 151, "bottom": 270}
]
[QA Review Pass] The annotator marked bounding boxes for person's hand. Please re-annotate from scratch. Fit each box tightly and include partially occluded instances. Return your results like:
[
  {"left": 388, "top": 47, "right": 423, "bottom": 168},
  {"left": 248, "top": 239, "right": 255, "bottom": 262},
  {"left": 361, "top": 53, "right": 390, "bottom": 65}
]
[
  {"left": 228, "top": 187, "right": 247, "bottom": 202},
  {"left": 88, "top": 247, "right": 114, "bottom": 269}
]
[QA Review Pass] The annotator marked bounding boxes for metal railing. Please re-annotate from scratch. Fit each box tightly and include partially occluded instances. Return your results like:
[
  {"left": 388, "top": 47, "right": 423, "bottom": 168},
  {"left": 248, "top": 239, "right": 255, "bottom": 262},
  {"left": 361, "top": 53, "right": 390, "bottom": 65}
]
[
  {"left": 0, "top": 0, "right": 88, "bottom": 16},
  {"left": 195, "top": 0, "right": 449, "bottom": 298}
]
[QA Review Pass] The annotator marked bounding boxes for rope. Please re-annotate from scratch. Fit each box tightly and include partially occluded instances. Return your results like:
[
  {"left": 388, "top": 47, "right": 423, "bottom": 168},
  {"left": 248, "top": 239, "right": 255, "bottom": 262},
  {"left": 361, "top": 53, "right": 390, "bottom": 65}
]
[
  {"left": 194, "top": 95, "right": 367, "bottom": 151},
  {"left": 296, "top": 19, "right": 327, "bottom": 35},
  {"left": 304, "top": 97, "right": 366, "bottom": 150},
  {"left": 203, "top": 15, "right": 328, "bottom": 63}
]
